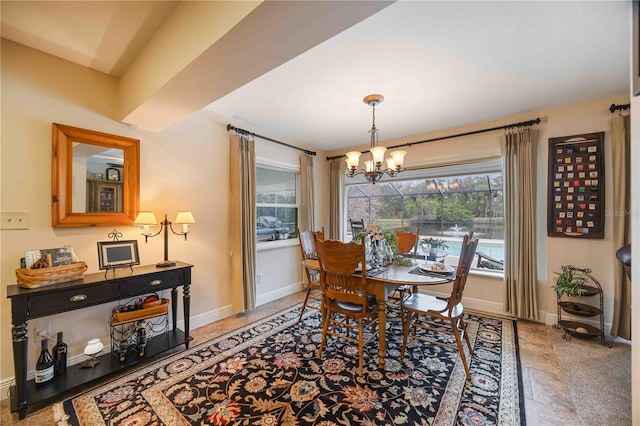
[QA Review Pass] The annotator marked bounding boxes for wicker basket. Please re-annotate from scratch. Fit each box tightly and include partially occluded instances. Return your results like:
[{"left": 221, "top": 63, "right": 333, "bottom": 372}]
[
  {"left": 15, "top": 261, "right": 88, "bottom": 289},
  {"left": 111, "top": 298, "right": 170, "bottom": 325}
]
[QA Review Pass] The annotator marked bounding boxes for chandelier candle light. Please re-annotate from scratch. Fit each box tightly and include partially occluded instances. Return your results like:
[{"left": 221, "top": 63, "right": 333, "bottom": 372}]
[
  {"left": 134, "top": 211, "right": 195, "bottom": 267},
  {"left": 345, "top": 94, "right": 406, "bottom": 184}
]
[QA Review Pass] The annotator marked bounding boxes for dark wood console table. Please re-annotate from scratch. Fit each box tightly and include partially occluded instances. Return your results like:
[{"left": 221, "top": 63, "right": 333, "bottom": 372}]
[{"left": 6, "top": 261, "right": 193, "bottom": 419}]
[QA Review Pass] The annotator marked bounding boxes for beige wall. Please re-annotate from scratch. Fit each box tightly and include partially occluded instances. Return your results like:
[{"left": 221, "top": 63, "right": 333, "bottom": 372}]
[
  {"left": 0, "top": 40, "right": 325, "bottom": 391},
  {"left": 326, "top": 94, "right": 631, "bottom": 327},
  {"left": 1, "top": 38, "right": 634, "bottom": 409}
]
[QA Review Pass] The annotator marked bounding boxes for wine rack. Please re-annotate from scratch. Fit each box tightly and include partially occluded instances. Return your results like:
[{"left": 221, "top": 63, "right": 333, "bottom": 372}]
[{"left": 110, "top": 295, "right": 169, "bottom": 362}]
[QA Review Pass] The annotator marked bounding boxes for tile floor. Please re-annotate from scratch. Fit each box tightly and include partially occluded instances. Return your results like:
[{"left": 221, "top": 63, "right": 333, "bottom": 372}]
[{"left": 1, "top": 291, "right": 581, "bottom": 425}]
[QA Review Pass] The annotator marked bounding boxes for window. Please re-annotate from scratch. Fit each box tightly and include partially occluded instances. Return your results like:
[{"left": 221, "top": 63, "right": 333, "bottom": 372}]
[
  {"left": 345, "top": 162, "right": 504, "bottom": 271},
  {"left": 256, "top": 166, "right": 298, "bottom": 243}
]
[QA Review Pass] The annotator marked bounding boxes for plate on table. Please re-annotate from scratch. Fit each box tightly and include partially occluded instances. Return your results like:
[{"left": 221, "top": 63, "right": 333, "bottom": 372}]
[{"left": 419, "top": 261, "right": 454, "bottom": 274}]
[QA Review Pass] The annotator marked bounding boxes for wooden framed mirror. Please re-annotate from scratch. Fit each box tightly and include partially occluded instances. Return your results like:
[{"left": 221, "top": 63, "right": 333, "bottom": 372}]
[{"left": 52, "top": 123, "right": 140, "bottom": 227}]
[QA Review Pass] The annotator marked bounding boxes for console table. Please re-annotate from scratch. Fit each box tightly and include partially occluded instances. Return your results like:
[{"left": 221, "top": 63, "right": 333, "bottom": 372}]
[{"left": 6, "top": 261, "right": 193, "bottom": 419}]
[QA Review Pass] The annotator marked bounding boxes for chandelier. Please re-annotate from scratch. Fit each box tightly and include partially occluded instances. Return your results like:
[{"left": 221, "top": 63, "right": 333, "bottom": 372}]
[{"left": 345, "top": 94, "right": 406, "bottom": 184}]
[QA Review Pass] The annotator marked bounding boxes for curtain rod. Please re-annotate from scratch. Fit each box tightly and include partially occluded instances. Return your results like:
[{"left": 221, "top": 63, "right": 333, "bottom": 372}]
[
  {"left": 326, "top": 117, "right": 541, "bottom": 161},
  {"left": 226, "top": 124, "right": 316, "bottom": 156},
  {"left": 609, "top": 103, "right": 630, "bottom": 113}
]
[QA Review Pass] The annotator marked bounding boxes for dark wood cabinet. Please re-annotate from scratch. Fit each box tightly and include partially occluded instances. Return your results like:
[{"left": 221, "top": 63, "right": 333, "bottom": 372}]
[
  {"left": 6, "top": 262, "right": 193, "bottom": 419},
  {"left": 87, "top": 180, "right": 122, "bottom": 212}
]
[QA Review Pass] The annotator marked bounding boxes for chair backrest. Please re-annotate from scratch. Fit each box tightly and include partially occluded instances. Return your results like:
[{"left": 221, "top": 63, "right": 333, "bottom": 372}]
[
  {"left": 616, "top": 243, "right": 631, "bottom": 280},
  {"left": 314, "top": 227, "right": 325, "bottom": 242},
  {"left": 297, "top": 228, "right": 318, "bottom": 260},
  {"left": 395, "top": 228, "right": 419, "bottom": 258},
  {"left": 316, "top": 239, "right": 371, "bottom": 311},
  {"left": 349, "top": 218, "right": 365, "bottom": 236},
  {"left": 446, "top": 232, "right": 479, "bottom": 311}
]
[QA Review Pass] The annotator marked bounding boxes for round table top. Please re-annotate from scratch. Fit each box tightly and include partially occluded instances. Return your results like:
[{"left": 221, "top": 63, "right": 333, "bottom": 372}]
[{"left": 302, "top": 259, "right": 452, "bottom": 285}]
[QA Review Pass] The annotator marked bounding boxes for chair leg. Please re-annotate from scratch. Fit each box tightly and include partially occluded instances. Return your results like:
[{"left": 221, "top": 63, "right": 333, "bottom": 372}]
[
  {"left": 298, "top": 287, "right": 312, "bottom": 322},
  {"left": 460, "top": 317, "right": 474, "bottom": 355},
  {"left": 317, "top": 310, "right": 331, "bottom": 359},
  {"left": 400, "top": 309, "right": 411, "bottom": 360},
  {"left": 451, "top": 319, "right": 471, "bottom": 380},
  {"left": 358, "top": 319, "right": 364, "bottom": 376}
]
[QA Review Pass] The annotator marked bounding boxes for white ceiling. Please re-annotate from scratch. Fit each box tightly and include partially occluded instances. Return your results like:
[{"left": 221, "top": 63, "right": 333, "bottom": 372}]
[{"left": 1, "top": 1, "right": 631, "bottom": 152}]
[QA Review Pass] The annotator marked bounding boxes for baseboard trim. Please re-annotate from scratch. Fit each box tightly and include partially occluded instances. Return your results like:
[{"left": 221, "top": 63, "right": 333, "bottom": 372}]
[
  {"left": 256, "top": 282, "right": 304, "bottom": 306},
  {"left": 175, "top": 304, "right": 234, "bottom": 331}
]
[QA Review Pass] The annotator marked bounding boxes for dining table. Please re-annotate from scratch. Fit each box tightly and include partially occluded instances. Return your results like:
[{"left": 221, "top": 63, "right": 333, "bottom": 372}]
[{"left": 302, "top": 259, "right": 455, "bottom": 369}]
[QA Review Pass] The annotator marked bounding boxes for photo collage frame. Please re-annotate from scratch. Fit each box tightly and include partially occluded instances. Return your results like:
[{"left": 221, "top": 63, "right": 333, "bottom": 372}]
[{"left": 547, "top": 132, "right": 605, "bottom": 239}]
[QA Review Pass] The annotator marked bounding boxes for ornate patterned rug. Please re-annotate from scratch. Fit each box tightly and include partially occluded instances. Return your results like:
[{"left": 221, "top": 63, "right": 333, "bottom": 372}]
[{"left": 58, "top": 304, "right": 525, "bottom": 425}]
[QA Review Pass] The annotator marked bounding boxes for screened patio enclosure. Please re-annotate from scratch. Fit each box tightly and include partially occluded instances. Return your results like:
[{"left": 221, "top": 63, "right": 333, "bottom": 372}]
[{"left": 346, "top": 172, "right": 505, "bottom": 263}]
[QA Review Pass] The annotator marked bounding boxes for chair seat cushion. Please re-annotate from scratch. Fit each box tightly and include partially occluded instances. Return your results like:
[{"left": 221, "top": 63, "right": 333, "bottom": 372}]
[
  {"left": 402, "top": 293, "right": 463, "bottom": 318},
  {"left": 332, "top": 295, "right": 378, "bottom": 312}
]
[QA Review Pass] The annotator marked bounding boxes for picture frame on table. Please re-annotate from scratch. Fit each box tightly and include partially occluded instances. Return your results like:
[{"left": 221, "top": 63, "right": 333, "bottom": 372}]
[{"left": 97, "top": 240, "right": 140, "bottom": 270}]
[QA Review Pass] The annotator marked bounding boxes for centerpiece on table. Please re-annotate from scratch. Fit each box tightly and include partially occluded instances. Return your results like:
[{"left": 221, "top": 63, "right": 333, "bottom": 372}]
[
  {"left": 353, "top": 223, "right": 414, "bottom": 267},
  {"left": 420, "top": 237, "right": 449, "bottom": 261}
]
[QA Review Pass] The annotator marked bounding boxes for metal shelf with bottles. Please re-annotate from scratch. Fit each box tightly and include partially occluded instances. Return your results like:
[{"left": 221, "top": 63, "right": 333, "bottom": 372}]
[
  {"left": 109, "top": 293, "right": 170, "bottom": 362},
  {"left": 552, "top": 265, "right": 612, "bottom": 347}
]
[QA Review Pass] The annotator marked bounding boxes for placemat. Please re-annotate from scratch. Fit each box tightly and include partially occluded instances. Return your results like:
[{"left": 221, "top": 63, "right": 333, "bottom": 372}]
[{"left": 409, "top": 266, "right": 455, "bottom": 278}]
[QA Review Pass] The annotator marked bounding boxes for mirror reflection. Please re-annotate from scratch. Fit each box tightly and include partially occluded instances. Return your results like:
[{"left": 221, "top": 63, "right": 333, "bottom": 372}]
[
  {"left": 52, "top": 123, "right": 139, "bottom": 228},
  {"left": 72, "top": 145, "right": 125, "bottom": 213}
]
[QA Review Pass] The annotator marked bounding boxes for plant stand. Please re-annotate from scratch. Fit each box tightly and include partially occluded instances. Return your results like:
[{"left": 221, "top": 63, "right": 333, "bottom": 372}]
[{"left": 552, "top": 266, "right": 612, "bottom": 347}]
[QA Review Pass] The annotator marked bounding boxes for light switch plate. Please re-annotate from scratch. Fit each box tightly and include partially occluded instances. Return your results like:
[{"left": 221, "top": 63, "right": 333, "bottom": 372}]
[{"left": 1, "top": 210, "right": 30, "bottom": 230}]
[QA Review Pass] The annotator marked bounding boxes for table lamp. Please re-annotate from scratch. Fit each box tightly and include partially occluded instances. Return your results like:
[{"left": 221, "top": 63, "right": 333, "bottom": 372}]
[
  {"left": 80, "top": 338, "right": 104, "bottom": 368},
  {"left": 134, "top": 211, "right": 195, "bottom": 267}
]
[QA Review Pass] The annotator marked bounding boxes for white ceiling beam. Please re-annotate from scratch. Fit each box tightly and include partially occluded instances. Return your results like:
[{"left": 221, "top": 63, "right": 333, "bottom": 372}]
[{"left": 119, "top": 1, "right": 393, "bottom": 132}]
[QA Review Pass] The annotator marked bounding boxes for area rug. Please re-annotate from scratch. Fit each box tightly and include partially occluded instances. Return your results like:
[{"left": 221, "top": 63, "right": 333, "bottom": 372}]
[{"left": 58, "top": 304, "right": 525, "bottom": 425}]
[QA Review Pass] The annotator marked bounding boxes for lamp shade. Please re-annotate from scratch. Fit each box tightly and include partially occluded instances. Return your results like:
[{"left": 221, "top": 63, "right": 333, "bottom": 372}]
[
  {"left": 369, "top": 146, "right": 387, "bottom": 165},
  {"left": 364, "top": 160, "right": 375, "bottom": 173},
  {"left": 345, "top": 151, "right": 361, "bottom": 169},
  {"left": 390, "top": 150, "right": 407, "bottom": 167},
  {"left": 133, "top": 211, "right": 158, "bottom": 225},
  {"left": 84, "top": 338, "right": 104, "bottom": 356},
  {"left": 175, "top": 211, "right": 195, "bottom": 224}
]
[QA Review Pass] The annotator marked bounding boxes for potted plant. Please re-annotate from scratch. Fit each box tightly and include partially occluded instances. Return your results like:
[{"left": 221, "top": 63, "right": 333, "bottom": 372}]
[
  {"left": 420, "top": 237, "right": 449, "bottom": 260},
  {"left": 552, "top": 265, "right": 588, "bottom": 297}
]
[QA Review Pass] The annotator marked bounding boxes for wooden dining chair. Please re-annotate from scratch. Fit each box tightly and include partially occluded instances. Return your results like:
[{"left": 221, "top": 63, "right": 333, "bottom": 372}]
[
  {"left": 349, "top": 218, "right": 365, "bottom": 237},
  {"left": 387, "top": 228, "right": 420, "bottom": 302},
  {"left": 395, "top": 228, "right": 420, "bottom": 258},
  {"left": 316, "top": 239, "right": 378, "bottom": 376},
  {"left": 400, "top": 232, "right": 479, "bottom": 380},
  {"left": 297, "top": 227, "right": 324, "bottom": 322}
]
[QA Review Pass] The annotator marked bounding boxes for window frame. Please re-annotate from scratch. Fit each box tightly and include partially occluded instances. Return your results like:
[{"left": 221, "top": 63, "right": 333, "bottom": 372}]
[
  {"left": 344, "top": 159, "right": 505, "bottom": 274},
  {"left": 256, "top": 158, "right": 300, "bottom": 250}
]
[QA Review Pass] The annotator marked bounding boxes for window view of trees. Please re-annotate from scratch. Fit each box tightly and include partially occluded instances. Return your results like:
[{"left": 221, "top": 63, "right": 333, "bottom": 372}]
[
  {"left": 346, "top": 172, "right": 504, "bottom": 262},
  {"left": 256, "top": 167, "right": 298, "bottom": 243}
]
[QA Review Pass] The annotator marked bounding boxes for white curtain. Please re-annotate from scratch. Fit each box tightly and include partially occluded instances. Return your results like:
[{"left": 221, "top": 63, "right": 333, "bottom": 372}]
[
  {"left": 610, "top": 115, "right": 631, "bottom": 339},
  {"left": 230, "top": 134, "right": 256, "bottom": 312},
  {"left": 501, "top": 127, "right": 539, "bottom": 320},
  {"left": 299, "top": 154, "right": 315, "bottom": 231},
  {"left": 329, "top": 158, "right": 345, "bottom": 240}
]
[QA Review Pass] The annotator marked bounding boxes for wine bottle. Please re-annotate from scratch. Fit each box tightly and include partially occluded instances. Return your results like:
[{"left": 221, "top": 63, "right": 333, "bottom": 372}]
[
  {"left": 35, "top": 339, "right": 54, "bottom": 386},
  {"left": 53, "top": 332, "right": 68, "bottom": 377},
  {"left": 136, "top": 321, "right": 147, "bottom": 357}
]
